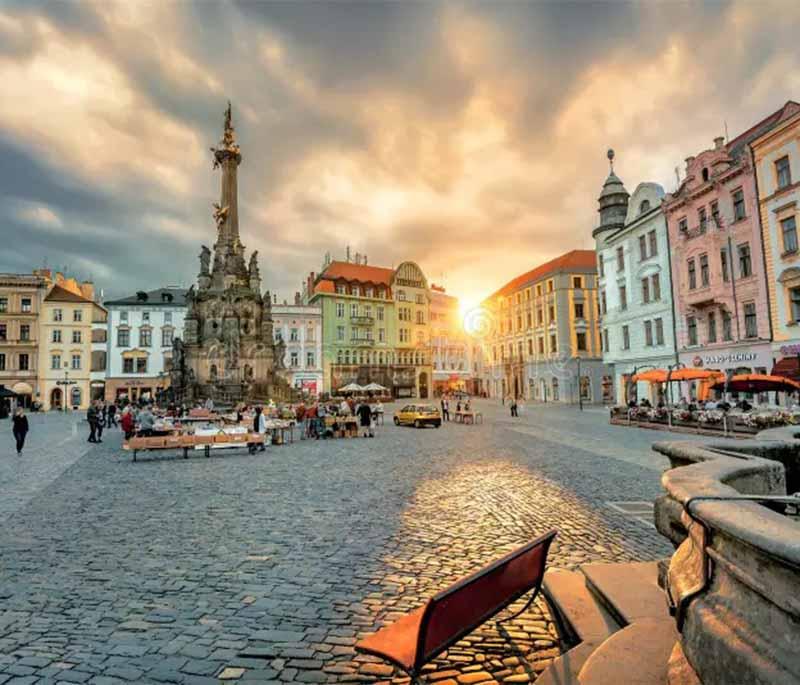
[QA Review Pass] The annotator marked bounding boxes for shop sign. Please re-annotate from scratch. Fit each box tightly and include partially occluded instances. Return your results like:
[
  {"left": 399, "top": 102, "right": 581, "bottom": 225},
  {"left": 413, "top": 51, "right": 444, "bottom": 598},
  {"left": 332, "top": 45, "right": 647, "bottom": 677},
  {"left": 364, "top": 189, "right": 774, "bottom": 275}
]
[
  {"left": 689, "top": 350, "right": 762, "bottom": 367},
  {"left": 780, "top": 344, "right": 800, "bottom": 356}
]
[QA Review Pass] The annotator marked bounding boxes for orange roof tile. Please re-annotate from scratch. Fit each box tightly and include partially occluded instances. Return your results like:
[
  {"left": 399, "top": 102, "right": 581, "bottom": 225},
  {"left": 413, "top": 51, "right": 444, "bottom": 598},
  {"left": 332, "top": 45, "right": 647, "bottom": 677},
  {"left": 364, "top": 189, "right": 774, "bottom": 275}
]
[
  {"left": 318, "top": 260, "right": 395, "bottom": 286},
  {"left": 45, "top": 283, "right": 95, "bottom": 304},
  {"left": 487, "top": 249, "right": 597, "bottom": 301}
]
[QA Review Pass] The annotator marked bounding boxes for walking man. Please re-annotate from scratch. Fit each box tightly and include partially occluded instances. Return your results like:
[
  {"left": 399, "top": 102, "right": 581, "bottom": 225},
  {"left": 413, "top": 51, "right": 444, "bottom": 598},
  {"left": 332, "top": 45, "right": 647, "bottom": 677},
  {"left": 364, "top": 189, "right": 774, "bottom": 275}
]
[
  {"left": 12, "top": 407, "right": 29, "bottom": 455},
  {"left": 87, "top": 402, "right": 99, "bottom": 443}
]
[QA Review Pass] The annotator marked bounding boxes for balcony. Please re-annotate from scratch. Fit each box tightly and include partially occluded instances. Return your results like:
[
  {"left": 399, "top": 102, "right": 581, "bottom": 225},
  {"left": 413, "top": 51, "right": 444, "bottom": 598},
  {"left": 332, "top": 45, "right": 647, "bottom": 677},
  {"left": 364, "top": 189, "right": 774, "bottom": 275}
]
[
  {"left": 684, "top": 286, "right": 719, "bottom": 309},
  {"left": 350, "top": 338, "right": 375, "bottom": 347},
  {"left": 351, "top": 315, "right": 375, "bottom": 326}
]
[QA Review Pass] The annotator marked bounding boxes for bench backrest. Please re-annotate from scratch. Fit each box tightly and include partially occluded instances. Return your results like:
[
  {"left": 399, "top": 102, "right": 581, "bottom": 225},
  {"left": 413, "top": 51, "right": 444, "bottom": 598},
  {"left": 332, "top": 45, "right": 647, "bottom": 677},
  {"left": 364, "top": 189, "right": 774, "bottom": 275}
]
[{"left": 416, "top": 529, "right": 556, "bottom": 669}]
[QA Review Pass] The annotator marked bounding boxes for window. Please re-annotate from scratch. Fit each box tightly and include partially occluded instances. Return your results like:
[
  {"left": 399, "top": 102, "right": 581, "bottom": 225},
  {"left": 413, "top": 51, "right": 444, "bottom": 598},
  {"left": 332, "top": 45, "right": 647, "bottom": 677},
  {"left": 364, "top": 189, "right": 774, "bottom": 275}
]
[
  {"left": 640, "top": 199, "right": 651, "bottom": 214},
  {"left": 722, "top": 310, "right": 733, "bottom": 341},
  {"left": 72, "top": 330, "right": 82, "bottom": 344},
  {"left": 708, "top": 311, "right": 717, "bottom": 343},
  {"left": 602, "top": 328, "right": 609, "bottom": 353},
  {"left": 652, "top": 273, "right": 661, "bottom": 301},
  {"left": 136, "top": 357, "right": 147, "bottom": 374},
  {"left": 548, "top": 305, "right": 555, "bottom": 322},
  {"left": 655, "top": 318, "right": 664, "bottom": 345},
  {"left": 644, "top": 320, "right": 653, "bottom": 347},
  {"left": 639, "top": 235, "right": 647, "bottom": 260},
  {"left": 336, "top": 302, "right": 345, "bottom": 318},
  {"left": 397, "top": 290, "right": 406, "bottom": 301},
  {"left": 336, "top": 284, "right": 346, "bottom": 295},
  {"left": 162, "top": 328, "right": 173, "bottom": 347},
  {"left": 20, "top": 324, "right": 30, "bottom": 341},
  {"left": 123, "top": 358, "right": 134, "bottom": 373},
  {"left": 0, "top": 324, "right": 5, "bottom": 341},
  {"left": 0, "top": 298, "right": 6, "bottom": 312},
  {"left": 711, "top": 201, "right": 719, "bottom": 226},
  {"left": 641, "top": 278, "right": 650, "bottom": 303},
  {"left": 336, "top": 326, "right": 345, "bottom": 341},
  {"left": 528, "top": 339, "right": 533, "bottom": 355},
  {"left": 622, "top": 325, "right": 630, "bottom": 350},
  {"left": 377, "top": 306, "right": 384, "bottom": 321},
  {"left": 536, "top": 307, "right": 543, "bottom": 325},
  {"left": 699, "top": 207, "right": 707, "bottom": 233},
  {"left": 776, "top": 156, "right": 792, "bottom": 189},
  {"left": 139, "top": 329, "right": 151, "bottom": 347},
  {"left": 576, "top": 332, "right": 587, "bottom": 351},
  {"left": 791, "top": 288, "right": 800, "bottom": 322},
  {"left": 307, "top": 351, "right": 315, "bottom": 367},
  {"left": 526, "top": 312, "right": 532, "bottom": 328},
  {"left": 53, "top": 309, "right": 62, "bottom": 322},
  {"left": 720, "top": 248, "right": 729, "bottom": 282},
  {"left": 399, "top": 328, "right": 409, "bottom": 343},
  {"left": 350, "top": 303, "right": 359, "bottom": 318},
  {"left": 51, "top": 354, "right": 61, "bottom": 370},
  {"left": 738, "top": 243, "right": 752, "bottom": 278},
  {"left": 0, "top": 353, "right": 4, "bottom": 371},
  {"left": 702, "top": 168, "right": 709, "bottom": 182},
  {"left": 782, "top": 216, "right": 798, "bottom": 253},
  {"left": 688, "top": 258, "right": 697, "bottom": 289},
  {"left": 547, "top": 280, "right": 554, "bottom": 293},
  {"left": 415, "top": 294, "right": 424, "bottom": 304},
  {"left": 616, "top": 246, "right": 624, "bottom": 271},
  {"left": 416, "top": 310, "right": 425, "bottom": 324},
  {"left": 600, "top": 291, "right": 607, "bottom": 315},
  {"left": 687, "top": 317, "right": 697, "bottom": 346},
  {"left": 744, "top": 302, "right": 757, "bottom": 338},
  {"left": 18, "top": 353, "right": 29, "bottom": 371},
  {"left": 550, "top": 333, "right": 557, "bottom": 352},
  {"left": 700, "top": 253, "right": 709, "bottom": 286},
  {"left": 538, "top": 338, "right": 545, "bottom": 354},
  {"left": 21, "top": 298, "right": 31, "bottom": 313},
  {"left": 117, "top": 329, "right": 129, "bottom": 347},
  {"left": 678, "top": 218, "right": 688, "bottom": 233},
  {"left": 120, "top": 311, "right": 128, "bottom": 322},
  {"left": 574, "top": 303, "right": 584, "bottom": 319},
  {"left": 52, "top": 329, "right": 62, "bottom": 343},
  {"left": 573, "top": 276, "right": 582, "bottom": 288},
  {"left": 290, "top": 328, "right": 299, "bottom": 342},
  {"left": 73, "top": 309, "right": 82, "bottom": 322},
  {"left": 648, "top": 230, "right": 657, "bottom": 257},
  {"left": 733, "top": 189, "right": 746, "bottom": 221},
  {"left": 598, "top": 255, "right": 604, "bottom": 278},
  {"left": 364, "top": 287, "right": 373, "bottom": 299},
  {"left": 71, "top": 354, "right": 81, "bottom": 370},
  {"left": 290, "top": 352, "right": 298, "bottom": 367}
]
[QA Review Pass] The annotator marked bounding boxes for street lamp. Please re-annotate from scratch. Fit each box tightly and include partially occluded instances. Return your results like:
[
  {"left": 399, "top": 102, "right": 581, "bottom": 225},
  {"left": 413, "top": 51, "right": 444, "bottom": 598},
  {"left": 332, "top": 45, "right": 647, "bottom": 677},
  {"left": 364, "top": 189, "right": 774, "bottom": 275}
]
[
  {"left": 55, "top": 361, "right": 76, "bottom": 412},
  {"left": 712, "top": 211, "right": 742, "bottom": 341},
  {"left": 630, "top": 364, "right": 657, "bottom": 406},
  {"left": 576, "top": 355, "right": 583, "bottom": 411}
]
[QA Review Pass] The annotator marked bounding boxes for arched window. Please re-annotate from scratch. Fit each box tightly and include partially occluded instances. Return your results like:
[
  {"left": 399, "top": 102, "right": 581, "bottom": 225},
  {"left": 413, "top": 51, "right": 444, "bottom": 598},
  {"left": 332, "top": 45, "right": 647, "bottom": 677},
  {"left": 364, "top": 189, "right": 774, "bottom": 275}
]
[
  {"left": 337, "top": 350, "right": 343, "bottom": 364},
  {"left": 70, "top": 386, "right": 82, "bottom": 407},
  {"left": 345, "top": 350, "right": 351, "bottom": 365},
  {"left": 552, "top": 377, "right": 560, "bottom": 401},
  {"left": 702, "top": 168, "right": 709, "bottom": 182},
  {"left": 639, "top": 199, "right": 650, "bottom": 214}
]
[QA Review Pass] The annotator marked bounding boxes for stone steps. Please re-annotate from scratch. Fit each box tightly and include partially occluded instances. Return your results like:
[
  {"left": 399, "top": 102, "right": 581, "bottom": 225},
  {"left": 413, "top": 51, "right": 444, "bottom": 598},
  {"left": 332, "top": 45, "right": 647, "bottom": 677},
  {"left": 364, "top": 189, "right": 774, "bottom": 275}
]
[{"left": 537, "top": 561, "right": 675, "bottom": 685}]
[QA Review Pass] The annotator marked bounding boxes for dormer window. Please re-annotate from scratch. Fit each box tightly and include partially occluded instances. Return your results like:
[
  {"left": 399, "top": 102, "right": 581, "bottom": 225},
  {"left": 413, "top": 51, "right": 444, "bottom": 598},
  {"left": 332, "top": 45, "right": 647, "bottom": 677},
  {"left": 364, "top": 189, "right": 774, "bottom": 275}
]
[
  {"left": 702, "top": 168, "right": 709, "bottom": 182},
  {"left": 639, "top": 199, "right": 650, "bottom": 215}
]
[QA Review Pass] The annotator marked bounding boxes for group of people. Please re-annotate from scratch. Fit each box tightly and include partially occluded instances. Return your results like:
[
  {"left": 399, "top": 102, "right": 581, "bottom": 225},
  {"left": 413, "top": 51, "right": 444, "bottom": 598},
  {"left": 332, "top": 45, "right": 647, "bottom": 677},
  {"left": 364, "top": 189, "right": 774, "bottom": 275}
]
[
  {"left": 439, "top": 394, "right": 472, "bottom": 421},
  {"left": 628, "top": 396, "right": 754, "bottom": 412},
  {"left": 86, "top": 400, "right": 120, "bottom": 443},
  {"left": 303, "top": 397, "right": 383, "bottom": 439}
]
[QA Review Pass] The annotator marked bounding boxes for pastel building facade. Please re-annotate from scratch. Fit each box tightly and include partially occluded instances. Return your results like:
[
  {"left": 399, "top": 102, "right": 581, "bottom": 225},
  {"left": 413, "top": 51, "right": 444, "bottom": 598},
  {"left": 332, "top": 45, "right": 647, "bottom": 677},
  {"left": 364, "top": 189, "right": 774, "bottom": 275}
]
[
  {"left": 482, "top": 250, "right": 607, "bottom": 404},
  {"left": 271, "top": 297, "right": 323, "bottom": 395},
  {"left": 430, "top": 285, "right": 476, "bottom": 395},
  {"left": 750, "top": 102, "right": 800, "bottom": 377},
  {"left": 662, "top": 107, "right": 795, "bottom": 387},
  {"left": 594, "top": 161, "right": 677, "bottom": 403}
]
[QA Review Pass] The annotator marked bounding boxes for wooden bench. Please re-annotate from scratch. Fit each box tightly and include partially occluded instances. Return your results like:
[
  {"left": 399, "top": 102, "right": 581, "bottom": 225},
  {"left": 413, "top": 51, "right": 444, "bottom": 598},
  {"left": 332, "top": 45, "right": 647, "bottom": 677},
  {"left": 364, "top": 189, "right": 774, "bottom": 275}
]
[
  {"left": 123, "top": 433, "right": 265, "bottom": 461},
  {"left": 355, "top": 529, "right": 556, "bottom": 679}
]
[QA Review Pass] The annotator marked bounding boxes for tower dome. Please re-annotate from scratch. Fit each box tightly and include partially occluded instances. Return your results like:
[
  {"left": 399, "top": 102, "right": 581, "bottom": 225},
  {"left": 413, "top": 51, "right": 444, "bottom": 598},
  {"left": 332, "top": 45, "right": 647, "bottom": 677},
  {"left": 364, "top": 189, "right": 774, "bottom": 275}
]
[{"left": 593, "top": 149, "right": 629, "bottom": 239}]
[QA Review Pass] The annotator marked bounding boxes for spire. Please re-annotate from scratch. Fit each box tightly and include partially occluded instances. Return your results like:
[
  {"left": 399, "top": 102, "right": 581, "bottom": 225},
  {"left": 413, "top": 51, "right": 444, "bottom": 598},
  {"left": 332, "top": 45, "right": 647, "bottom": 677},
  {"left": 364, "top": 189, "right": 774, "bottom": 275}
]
[
  {"left": 593, "top": 148, "right": 629, "bottom": 240},
  {"left": 210, "top": 101, "right": 242, "bottom": 249}
]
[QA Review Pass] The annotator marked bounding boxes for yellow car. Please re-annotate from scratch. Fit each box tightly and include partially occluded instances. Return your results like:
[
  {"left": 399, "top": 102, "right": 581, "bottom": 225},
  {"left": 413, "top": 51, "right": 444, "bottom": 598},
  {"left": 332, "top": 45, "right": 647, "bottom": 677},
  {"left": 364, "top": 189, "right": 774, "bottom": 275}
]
[{"left": 393, "top": 404, "right": 442, "bottom": 428}]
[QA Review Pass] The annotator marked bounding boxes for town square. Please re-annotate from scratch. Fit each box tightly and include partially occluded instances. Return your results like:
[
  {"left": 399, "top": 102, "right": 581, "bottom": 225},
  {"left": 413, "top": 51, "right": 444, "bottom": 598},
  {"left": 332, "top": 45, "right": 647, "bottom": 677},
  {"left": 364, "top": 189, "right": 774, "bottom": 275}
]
[{"left": 2, "top": 1, "right": 800, "bottom": 684}]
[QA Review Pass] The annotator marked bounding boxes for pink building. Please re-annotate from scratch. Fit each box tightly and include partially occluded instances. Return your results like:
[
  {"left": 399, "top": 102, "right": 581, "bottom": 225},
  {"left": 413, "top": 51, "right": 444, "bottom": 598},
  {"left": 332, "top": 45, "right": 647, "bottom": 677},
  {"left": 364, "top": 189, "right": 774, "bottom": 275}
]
[{"left": 663, "top": 105, "right": 797, "bottom": 384}]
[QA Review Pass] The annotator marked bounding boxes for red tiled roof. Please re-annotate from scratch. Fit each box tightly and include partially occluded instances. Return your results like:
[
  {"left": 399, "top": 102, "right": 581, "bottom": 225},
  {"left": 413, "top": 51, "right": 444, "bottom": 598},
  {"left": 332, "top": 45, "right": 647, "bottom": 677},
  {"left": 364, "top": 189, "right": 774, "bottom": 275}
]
[
  {"left": 44, "top": 284, "right": 94, "bottom": 304},
  {"left": 486, "top": 249, "right": 597, "bottom": 301},
  {"left": 728, "top": 100, "right": 800, "bottom": 156},
  {"left": 312, "top": 280, "right": 335, "bottom": 295},
  {"left": 318, "top": 260, "right": 395, "bottom": 286}
]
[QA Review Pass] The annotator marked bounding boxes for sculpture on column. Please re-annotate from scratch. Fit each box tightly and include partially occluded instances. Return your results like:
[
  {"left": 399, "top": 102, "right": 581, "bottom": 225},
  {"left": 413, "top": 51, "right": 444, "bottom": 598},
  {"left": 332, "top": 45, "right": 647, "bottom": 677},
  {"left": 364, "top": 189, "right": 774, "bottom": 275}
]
[{"left": 199, "top": 246, "right": 211, "bottom": 276}]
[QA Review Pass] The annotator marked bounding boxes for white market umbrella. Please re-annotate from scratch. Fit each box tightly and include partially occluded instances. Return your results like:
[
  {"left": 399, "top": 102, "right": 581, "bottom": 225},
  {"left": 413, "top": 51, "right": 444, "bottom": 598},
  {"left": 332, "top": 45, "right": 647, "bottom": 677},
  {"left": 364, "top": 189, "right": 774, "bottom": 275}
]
[
  {"left": 338, "top": 383, "right": 364, "bottom": 393},
  {"left": 363, "top": 382, "right": 388, "bottom": 392}
]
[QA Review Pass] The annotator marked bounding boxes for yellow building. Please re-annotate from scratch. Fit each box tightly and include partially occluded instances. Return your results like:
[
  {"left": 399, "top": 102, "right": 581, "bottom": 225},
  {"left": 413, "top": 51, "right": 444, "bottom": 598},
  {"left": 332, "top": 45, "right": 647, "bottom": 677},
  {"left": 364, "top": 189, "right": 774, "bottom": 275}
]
[{"left": 38, "top": 283, "right": 106, "bottom": 411}]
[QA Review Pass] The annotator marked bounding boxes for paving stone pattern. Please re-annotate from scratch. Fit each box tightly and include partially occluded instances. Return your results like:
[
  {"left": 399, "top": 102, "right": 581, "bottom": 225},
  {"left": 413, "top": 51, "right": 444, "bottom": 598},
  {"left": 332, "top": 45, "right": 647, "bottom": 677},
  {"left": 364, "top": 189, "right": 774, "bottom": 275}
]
[{"left": 0, "top": 403, "right": 683, "bottom": 683}]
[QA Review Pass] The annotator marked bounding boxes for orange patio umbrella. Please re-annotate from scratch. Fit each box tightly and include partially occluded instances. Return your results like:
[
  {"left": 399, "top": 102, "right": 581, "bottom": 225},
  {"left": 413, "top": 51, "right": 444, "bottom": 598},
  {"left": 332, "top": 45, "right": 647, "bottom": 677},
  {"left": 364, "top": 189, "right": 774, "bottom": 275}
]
[
  {"left": 631, "top": 369, "right": 668, "bottom": 383},
  {"left": 710, "top": 374, "right": 800, "bottom": 394}
]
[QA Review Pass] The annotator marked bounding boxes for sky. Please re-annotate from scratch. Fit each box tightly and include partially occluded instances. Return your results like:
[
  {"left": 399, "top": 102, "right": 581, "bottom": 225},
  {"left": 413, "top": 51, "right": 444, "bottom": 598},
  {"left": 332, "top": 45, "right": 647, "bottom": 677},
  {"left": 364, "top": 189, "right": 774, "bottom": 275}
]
[{"left": 1, "top": 1, "right": 799, "bottom": 310}]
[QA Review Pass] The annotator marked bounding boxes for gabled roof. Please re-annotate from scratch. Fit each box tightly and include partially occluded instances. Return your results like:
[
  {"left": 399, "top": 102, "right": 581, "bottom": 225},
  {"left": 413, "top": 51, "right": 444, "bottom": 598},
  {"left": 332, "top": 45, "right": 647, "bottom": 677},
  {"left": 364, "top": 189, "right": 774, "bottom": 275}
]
[
  {"left": 104, "top": 287, "right": 188, "bottom": 307},
  {"left": 45, "top": 284, "right": 94, "bottom": 304},
  {"left": 318, "top": 260, "right": 394, "bottom": 286},
  {"left": 729, "top": 100, "right": 800, "bottom": 157},
  {"left": 486, "top": 250, "right": 597, "bottom": 301}
]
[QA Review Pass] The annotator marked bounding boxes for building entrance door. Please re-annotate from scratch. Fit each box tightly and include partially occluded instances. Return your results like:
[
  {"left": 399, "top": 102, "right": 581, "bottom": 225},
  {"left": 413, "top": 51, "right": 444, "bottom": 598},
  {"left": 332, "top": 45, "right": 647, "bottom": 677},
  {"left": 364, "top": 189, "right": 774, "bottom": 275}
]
[
  {"left": 418, "top": 372, "right": 429, "bottom": 399},
  {"left": 50, "top": 388, "right": 62, "bottom": 410}
]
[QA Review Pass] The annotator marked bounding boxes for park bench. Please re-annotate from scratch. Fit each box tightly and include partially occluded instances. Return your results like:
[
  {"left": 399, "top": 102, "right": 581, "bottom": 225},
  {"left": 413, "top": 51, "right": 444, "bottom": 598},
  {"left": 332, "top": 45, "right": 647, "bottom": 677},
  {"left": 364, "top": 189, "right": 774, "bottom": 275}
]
[
  {"left": 123, "top": 432, "right": 265, "bottom": 462},
  {"left": 355, "top": 529, "right": 557, "bottom": 679}
]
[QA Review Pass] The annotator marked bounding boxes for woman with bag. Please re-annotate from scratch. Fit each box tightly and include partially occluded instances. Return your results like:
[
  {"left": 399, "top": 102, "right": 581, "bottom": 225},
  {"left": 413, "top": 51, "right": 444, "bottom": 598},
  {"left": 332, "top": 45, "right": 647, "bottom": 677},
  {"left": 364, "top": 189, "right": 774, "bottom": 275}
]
[{"left": 12, "top": 407, "right": 29, "bottom": 455}]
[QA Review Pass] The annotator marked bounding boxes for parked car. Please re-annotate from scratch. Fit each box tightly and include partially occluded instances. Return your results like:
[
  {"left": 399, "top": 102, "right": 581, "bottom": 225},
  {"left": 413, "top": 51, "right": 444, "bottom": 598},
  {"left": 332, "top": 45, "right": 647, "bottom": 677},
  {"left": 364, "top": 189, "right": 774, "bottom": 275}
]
[{"left": 394, "top": 404, "right": 442, "bottom": 428}]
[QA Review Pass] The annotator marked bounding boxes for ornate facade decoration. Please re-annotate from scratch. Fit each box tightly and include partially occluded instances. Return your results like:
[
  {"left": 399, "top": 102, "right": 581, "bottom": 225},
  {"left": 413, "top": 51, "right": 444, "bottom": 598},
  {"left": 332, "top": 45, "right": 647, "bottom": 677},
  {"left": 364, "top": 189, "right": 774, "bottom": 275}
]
[{"left": 171, "top": 102, "right": 290, "bottom": 404}]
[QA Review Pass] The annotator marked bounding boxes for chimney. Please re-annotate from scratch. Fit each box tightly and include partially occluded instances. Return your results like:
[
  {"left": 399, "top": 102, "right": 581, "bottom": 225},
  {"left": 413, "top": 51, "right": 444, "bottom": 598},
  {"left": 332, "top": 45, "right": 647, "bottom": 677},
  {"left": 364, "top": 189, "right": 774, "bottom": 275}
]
[
  {"left": 685, "top": 156, "right": 695, "bottom": 173},
  {"left": 714, "top": 136, "right": 725, "bottom": 150},
  {"left": 363, "top": 254, "right": 367, "bottom": 265},
  {"left": 294, "top": 291, "right": 301, "bottom": 305},
  {"left": 355, "top": 252, "right": 360, "bottom": 265},
  {"left": 346, "top": 245, "right": 351, "bottom": 262}
]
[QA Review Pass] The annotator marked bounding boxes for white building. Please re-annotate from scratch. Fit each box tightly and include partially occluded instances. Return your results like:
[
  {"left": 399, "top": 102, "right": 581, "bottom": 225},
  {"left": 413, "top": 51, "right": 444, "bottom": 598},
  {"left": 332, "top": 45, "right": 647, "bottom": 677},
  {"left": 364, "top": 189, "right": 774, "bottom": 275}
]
[
  {"left": 594, "top": 161, "right": 677, "bottom": 404},
  {"left": 103, "top": 287, "right": 187, "bottom": 403},
  {"left": 272, "top": 296, "right": 323, "bottom": 396},
  {"left": 430, "top": 286, "right": 480, "bottom": 395}
]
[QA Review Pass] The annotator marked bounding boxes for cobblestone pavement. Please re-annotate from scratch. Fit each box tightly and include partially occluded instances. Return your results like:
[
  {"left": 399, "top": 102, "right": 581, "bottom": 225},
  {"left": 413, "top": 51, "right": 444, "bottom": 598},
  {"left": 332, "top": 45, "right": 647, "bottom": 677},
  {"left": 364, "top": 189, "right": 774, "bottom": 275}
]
[{"left": 0, "top": 402, "right": 695, "bottom": 684}]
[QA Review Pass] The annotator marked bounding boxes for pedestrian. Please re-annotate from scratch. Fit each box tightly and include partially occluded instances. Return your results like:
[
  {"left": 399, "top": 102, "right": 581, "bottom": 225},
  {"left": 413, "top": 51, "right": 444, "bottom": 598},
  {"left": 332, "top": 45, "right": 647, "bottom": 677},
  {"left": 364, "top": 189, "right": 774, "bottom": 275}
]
[
  {"left": 357, "top": 400, "right": 374, "bottom": 438},
  {"left": 441, "top": 395, "right": 450, "bottom": 422},
  {"left": 249, "top": 406, "right": 267, "bottom": 453},
  {"left": 100, "top": 401, "right": 108, "bottom": 428},
  {"left": 95, "top": 401, "right": 105, "bottom": 442},
  {"left": 137, "top": 405, "right": 155, "bottom": 436},
  {"left": 87, "top": 402, "right": 99, "bottom": 443},
  {"left": 295, "top": 403, "right": 307, "bottom": 440},
  {"left": 12, "top": 407, "right": 29, "bottom": 455},
  {"left": 107, "top": 402, "right": 118, "bottom": 427},
  {"left": 120, "top": 407, "right": 135, "bottom": 441}
]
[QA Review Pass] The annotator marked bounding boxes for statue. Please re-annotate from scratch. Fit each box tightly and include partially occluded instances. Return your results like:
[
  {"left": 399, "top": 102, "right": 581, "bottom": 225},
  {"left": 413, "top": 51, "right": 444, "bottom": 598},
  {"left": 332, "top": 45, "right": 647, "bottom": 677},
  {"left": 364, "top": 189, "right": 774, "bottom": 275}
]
[
  {"left": 274, "top": 336, "right": 287, "bottom": 371},
  {"left": 199, "top": 246, "right": 211, "bottom": 276},
  {"left": 212, "top": 202, "right": 229, "bottom": 229},
  {"left": 172, "top": 337, "right": 185, "bottom": 368},
  {"left": 249, "top": 251, "right": 259, "bottom": 276}
]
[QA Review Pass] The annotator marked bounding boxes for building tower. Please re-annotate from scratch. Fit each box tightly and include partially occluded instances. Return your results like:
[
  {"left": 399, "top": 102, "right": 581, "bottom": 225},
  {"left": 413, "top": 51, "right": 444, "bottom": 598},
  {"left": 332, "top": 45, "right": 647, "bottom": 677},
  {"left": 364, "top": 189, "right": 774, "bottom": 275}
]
[{"left": 593, "top": 149, "right": 630, "bottom": 241}]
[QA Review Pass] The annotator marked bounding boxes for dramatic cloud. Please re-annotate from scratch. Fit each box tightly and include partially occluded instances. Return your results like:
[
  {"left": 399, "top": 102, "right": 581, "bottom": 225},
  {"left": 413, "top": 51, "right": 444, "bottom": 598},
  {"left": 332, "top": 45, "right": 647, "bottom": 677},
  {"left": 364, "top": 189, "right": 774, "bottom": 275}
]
[{"left": 0, "top": 0, "right": 798, "bottom": 307}]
